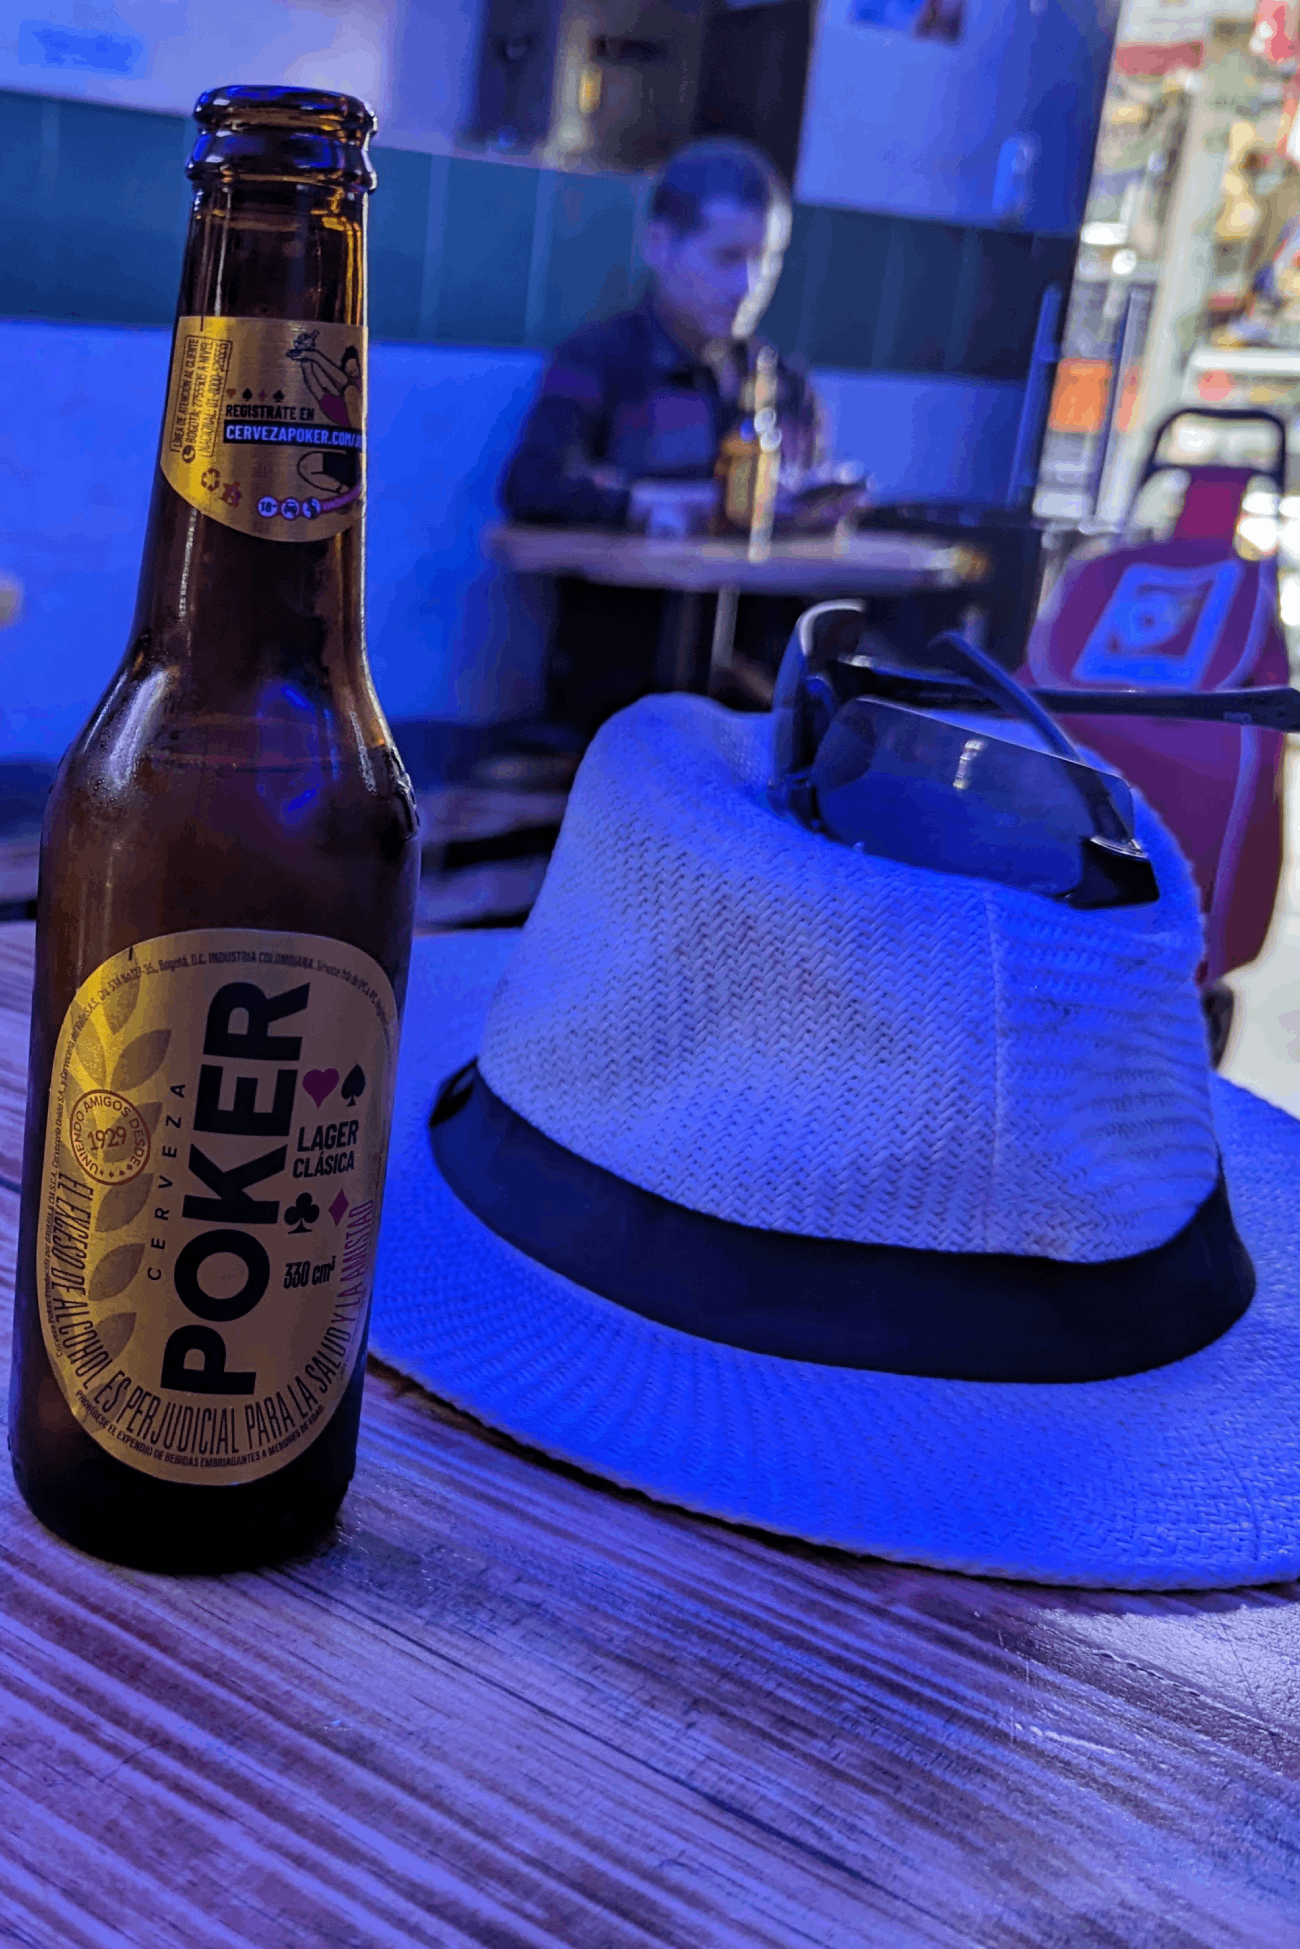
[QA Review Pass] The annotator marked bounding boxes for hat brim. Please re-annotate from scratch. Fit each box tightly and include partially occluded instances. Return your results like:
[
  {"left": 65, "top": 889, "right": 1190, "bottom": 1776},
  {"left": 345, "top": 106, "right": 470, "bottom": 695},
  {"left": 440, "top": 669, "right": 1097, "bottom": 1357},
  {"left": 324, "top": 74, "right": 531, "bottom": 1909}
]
[{"left": 371, "top": 934, "right": 1300, "bottom": 1589}]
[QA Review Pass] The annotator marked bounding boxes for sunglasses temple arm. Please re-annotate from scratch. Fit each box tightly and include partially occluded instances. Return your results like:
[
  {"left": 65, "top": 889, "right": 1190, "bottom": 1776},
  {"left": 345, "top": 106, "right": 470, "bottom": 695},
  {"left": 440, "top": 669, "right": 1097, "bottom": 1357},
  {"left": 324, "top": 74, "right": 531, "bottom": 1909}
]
[
  {"left": 925, "top": 633, "right": 1145, "bottom": 845},
  {"left": 770, "top": 601, "right": 867, "bottom": 801},
  {"left": 926, "top": 633, "right": 1078, "bottom": 759},
  {"left": 797, "top": 600, "right": 865, "bottom": 667},
  {"left": 1032, "top": 687, "right": 1300, "bottom": 734}
]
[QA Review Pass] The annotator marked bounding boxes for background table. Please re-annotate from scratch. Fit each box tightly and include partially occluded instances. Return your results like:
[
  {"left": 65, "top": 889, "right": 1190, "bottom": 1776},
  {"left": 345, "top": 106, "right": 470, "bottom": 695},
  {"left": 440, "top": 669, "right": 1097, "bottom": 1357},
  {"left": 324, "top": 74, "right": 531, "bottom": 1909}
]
[
  {"left": 0, "top": 922, "right": 1297, "bottom": 1947},
  {"left": 486, "top": 524, "right": 993, "bottom": 693}
]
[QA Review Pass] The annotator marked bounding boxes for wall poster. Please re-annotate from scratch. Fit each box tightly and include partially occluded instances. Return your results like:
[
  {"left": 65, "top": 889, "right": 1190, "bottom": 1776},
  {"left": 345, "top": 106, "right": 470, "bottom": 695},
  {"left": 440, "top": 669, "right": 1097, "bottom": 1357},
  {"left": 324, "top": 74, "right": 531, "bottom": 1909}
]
[{"left": 849, "top": 0, "right": 965, "bottom": 44}]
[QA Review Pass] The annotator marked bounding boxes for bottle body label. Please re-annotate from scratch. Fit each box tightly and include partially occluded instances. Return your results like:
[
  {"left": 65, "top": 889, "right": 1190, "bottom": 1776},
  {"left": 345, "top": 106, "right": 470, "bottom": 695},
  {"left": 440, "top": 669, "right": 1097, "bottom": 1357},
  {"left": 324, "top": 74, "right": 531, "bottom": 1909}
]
[
  {"left": 160, "top": 317, "right": 367, "bottom": 542},
  {"left": 36, "top": 930, "right": 399, "bottom": 1485}
]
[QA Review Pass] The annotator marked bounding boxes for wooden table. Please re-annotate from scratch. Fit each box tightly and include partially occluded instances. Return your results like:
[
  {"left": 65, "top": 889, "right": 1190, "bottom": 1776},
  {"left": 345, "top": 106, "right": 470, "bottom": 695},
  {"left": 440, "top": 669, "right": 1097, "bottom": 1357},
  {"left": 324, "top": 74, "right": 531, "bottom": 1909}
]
[
  {"left": 0, "top": 921, "right": 1297, "bottom": 1948},
  {"left": 486, "top": 524, "right": 993, "bottom": 693}
]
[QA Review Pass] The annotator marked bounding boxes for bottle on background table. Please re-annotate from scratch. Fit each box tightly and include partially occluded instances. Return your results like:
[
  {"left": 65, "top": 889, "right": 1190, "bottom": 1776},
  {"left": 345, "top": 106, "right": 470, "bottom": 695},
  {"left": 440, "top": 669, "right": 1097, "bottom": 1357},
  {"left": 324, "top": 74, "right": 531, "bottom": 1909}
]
[
  {"left": 8, "top": 85, "right": 419, "bottom": 1570},
  {"left": 714, "top": 343, "right": 782, "bottom": 553}
]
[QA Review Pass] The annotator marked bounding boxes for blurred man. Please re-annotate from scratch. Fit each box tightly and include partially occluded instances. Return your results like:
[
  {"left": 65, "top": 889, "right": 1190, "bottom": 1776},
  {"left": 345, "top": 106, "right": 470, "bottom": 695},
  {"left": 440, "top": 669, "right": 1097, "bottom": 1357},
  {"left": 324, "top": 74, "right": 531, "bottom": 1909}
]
[
  {"left": 503, "top": 139, "right": 819, "bottom": 530},
  {"left": 501, "top": 139, "right": 824, "bottom": 736}
]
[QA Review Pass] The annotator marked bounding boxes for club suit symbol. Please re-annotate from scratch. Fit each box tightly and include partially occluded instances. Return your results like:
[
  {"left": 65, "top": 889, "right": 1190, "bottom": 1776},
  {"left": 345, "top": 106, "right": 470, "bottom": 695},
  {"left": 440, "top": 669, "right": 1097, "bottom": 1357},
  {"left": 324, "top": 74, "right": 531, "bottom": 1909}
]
[{"left": 285, "top": 1193, "right": 320, "bottom": 1234}]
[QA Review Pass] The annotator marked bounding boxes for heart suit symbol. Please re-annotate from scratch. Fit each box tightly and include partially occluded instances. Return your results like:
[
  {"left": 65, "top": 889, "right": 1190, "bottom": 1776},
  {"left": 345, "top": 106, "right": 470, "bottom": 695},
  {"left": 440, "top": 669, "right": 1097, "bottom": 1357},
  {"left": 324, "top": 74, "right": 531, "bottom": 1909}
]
[{"left": 303, "top": 1068, "right": 339, "bottom": 1108}]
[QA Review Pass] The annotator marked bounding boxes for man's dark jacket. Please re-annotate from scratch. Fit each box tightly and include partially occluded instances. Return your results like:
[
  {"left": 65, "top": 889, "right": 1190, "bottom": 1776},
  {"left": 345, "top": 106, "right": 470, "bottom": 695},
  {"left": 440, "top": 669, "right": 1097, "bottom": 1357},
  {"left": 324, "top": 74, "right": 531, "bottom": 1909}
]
[{"left": 501, "top": 302, "right": 819, "bottom": 528}]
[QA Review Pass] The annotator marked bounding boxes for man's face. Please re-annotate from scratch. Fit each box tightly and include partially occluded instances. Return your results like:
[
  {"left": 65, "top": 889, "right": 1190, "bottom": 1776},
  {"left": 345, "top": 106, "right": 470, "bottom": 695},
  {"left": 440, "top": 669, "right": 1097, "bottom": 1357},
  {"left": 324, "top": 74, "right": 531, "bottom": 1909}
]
[{"left": 643, "top": 197, "right": 788, "bottom": 344}]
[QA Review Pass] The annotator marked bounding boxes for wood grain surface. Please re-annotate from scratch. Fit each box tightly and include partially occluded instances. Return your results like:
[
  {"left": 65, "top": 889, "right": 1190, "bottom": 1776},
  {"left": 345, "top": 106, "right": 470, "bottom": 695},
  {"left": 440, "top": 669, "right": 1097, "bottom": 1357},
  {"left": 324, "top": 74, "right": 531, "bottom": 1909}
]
[{"left": 0, "top": 922, "right": 1297, "bottom": 1949}]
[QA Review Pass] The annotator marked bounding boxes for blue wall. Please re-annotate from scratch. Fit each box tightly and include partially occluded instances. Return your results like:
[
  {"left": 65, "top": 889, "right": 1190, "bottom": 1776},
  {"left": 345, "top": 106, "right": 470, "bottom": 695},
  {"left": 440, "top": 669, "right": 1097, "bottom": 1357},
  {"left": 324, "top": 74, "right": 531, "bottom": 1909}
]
[
  {"left": 0, "top": 85, "right": 1077, "bottom": 763},
  {"left": 0, "top": 320, "right": 549, "bottom": 759},
  {"left": 0, "top": 319, "right": 1035, "bottom": 761},
  {"left": 799, "top": 0, "right": 1121, "bottom": 235},
  {"left": 0, "top": 87, "right": 1074, "bottom": 369}
]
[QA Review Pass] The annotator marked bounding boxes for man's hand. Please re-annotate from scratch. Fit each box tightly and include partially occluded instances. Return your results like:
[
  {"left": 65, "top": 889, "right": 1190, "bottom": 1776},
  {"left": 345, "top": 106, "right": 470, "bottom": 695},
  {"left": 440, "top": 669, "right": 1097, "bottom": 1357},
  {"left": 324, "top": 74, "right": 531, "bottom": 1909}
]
[
  {"left": 627, "top": 479, "right": 721, "bottom": 538},
  {"left": 775, "top": 478, "right": 872, "bottom": 535},
  {"left": 582, "top": 464, "right": 631, "bottom": 495}
]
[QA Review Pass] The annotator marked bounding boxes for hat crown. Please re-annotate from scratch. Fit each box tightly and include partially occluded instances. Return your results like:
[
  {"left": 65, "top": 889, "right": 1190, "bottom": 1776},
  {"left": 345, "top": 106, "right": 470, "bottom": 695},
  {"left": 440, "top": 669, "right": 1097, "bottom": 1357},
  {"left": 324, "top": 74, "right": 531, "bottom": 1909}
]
[{"left": 479, "top": 696, "right": 1219, "bottom": 1262}]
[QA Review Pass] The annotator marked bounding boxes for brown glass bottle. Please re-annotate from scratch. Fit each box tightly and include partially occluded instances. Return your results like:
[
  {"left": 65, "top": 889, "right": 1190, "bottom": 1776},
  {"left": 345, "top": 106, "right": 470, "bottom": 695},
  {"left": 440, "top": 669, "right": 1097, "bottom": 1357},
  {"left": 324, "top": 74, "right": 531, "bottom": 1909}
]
[
  {"left": 713, "top": 345, "right": 780, "bottom": 544},
  {"left": 8, "top": 86, "right": 419, "bottom": 1570}
]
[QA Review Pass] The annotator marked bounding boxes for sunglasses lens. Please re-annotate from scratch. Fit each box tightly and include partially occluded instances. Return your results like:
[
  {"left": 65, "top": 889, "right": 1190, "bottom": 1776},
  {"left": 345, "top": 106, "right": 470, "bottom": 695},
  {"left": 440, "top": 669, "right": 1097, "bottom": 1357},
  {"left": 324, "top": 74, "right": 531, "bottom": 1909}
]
[
  {"left": 770, "top": 616, "right": 1157, "bottom": 909},
  {"left": 811, "top": 701, "right": 1139, "bottom": 900}
]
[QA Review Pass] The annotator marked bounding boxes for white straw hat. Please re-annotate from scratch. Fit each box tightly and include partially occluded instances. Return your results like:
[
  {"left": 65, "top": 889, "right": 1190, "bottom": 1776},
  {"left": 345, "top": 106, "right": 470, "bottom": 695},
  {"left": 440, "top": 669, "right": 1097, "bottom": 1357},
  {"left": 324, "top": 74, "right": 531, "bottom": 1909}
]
[{"left": 371, "top": 694, "right": 1300, "bottom": 1588}]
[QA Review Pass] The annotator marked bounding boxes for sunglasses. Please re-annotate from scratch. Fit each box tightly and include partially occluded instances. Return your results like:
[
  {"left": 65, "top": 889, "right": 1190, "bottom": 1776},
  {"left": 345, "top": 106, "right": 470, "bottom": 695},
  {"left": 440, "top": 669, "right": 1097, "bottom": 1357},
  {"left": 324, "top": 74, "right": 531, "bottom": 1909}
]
[{"left": 769, "top": 603, "right": 1162, "bottom": 910}]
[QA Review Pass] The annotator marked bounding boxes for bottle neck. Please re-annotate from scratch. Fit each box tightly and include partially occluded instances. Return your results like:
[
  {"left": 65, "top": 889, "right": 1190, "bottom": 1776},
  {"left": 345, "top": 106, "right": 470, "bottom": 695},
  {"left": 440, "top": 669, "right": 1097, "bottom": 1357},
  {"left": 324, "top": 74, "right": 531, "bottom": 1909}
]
[{"left": 130, "top": 178, "right": 369, "bottom": 699}]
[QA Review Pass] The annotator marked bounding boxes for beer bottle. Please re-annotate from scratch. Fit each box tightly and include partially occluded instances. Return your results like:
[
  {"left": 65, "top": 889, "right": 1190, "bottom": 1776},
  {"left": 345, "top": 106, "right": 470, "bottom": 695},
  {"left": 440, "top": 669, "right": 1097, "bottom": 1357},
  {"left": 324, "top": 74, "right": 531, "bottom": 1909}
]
[
  {"left": 8, "top": 86, "right": 419, "bottom": 1570},
  {"left": 747, "top": 345, "right": 782, "bottom": 560},
  {"left": 715, "top": 344, "right": 781, "bottom": 549},
  {"left": 715, "top": 365, "right": 759, "bottom": 534}
]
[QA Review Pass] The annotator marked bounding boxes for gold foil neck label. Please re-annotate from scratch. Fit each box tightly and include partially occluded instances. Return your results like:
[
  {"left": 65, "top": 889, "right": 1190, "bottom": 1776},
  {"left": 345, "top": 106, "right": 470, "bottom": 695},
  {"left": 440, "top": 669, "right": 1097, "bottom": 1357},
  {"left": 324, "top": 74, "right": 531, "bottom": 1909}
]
[
  {"left": 36, "top": 931, "right": 399, "bottom": 1485},
  {"left": 160, "top": 317, "right": 367, "bottom": 541}
]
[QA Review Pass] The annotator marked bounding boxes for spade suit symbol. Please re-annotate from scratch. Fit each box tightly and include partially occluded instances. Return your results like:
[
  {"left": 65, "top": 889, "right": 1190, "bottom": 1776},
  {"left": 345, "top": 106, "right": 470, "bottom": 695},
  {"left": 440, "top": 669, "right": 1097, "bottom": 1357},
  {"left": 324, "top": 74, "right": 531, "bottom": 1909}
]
[{"left": 341, "top": 1064, "right": 366, "bottom": 1107}]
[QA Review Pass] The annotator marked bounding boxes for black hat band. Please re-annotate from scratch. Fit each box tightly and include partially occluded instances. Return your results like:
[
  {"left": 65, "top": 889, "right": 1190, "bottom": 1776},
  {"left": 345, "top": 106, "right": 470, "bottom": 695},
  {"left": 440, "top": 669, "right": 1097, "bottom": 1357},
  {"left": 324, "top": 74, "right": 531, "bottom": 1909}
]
[{"left": 429, "top": 1062, "right": 1253, "bottom": 1383}]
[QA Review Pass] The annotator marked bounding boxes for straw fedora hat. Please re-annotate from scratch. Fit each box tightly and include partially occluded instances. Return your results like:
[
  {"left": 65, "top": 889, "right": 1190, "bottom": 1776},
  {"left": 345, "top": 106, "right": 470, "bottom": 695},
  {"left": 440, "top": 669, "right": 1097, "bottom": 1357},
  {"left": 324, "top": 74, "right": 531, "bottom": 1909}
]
[{"left": 370, "top": 691, "right": 1300, "bottom": 1589}]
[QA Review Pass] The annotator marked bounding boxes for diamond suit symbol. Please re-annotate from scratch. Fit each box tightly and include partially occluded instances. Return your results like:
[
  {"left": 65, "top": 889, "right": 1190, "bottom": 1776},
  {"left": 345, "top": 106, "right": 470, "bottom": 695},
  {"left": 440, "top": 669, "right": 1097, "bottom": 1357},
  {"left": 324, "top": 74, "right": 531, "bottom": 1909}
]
[{"left": 329, "top": 1190, "right": 349, "bottom": 1224}]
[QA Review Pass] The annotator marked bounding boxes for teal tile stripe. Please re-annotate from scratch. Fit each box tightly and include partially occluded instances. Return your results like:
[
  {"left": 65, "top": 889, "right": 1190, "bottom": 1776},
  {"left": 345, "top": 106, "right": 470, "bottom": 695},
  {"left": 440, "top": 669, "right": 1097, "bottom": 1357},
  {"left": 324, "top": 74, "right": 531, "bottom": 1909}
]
[
  {"left": 0, "top": 88, "right": 1074, "bottom": 382},
  {"left": 435, "top": 154, "right": 539, "bottom": 346},
  {"left": 0, "top": 90, "right": 192, "bottom": 326}
]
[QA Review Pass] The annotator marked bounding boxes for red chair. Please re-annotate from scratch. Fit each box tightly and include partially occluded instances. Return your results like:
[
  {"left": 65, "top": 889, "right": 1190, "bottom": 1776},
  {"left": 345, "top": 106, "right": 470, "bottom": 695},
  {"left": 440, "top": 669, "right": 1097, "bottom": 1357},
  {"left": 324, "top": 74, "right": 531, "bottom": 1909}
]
[{"left": 1023, "top": 410, "right": 1289, "bottom": 1009}]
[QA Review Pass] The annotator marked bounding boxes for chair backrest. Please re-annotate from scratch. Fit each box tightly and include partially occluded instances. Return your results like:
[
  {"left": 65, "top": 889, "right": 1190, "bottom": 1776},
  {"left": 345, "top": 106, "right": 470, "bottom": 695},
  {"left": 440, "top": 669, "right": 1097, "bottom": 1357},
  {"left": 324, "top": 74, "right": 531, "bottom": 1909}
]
[
  {"left": 1170, "top": 467, "right": 1256, "bottom": 542},
  {"left": 1022, "top": 534, "right": 1288, "bottom": 984},
  {"left": 1026, "top": 537, "right": 1281, "bottom": 694}
]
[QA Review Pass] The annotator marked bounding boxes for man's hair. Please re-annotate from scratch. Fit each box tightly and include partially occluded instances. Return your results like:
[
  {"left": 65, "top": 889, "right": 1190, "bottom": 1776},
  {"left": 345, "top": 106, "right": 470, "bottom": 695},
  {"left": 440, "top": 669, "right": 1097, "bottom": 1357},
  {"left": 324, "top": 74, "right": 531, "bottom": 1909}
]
[{"left": 648, "top": 139, "right": 790, "bottom": 237}]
